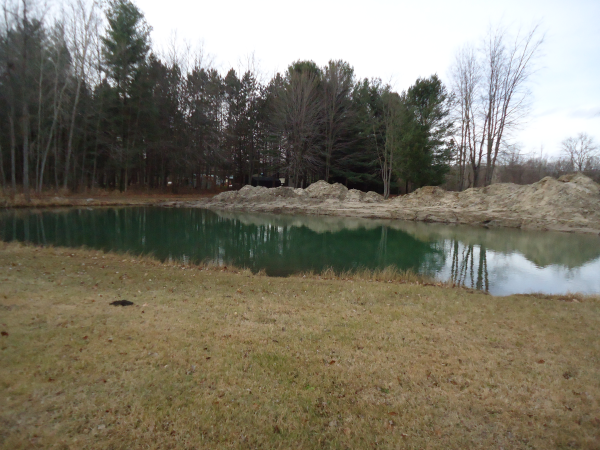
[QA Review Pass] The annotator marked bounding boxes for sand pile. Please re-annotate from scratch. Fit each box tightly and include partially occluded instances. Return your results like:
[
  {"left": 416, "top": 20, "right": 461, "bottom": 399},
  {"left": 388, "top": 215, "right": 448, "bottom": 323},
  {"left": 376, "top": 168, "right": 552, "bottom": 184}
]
[
  {"left": 393, "top": 173, "right": 600, "bottom": 219},
  {"left": 178, "top": 173, "right": 600, "bottom": 234},
  {"left": 209, "top": 181, "right": 383, "bottom": 206}
]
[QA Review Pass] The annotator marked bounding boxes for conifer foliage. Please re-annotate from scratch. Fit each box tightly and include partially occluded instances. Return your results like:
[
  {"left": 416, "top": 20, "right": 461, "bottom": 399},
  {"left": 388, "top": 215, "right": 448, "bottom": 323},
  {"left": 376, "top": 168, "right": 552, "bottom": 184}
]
[{"left": 0, "top": 0, "right": 455, "bottom": 198}]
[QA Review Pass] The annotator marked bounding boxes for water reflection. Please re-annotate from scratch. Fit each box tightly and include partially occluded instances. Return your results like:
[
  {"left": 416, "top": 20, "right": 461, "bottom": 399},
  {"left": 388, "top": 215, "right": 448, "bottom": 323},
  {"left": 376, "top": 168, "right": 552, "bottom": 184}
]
[
  {"left": 447, "top": 242, "right": 489, "bottom": 291},
  {"left": 1, "top": 207, "right": 599, "bottom": 295}
]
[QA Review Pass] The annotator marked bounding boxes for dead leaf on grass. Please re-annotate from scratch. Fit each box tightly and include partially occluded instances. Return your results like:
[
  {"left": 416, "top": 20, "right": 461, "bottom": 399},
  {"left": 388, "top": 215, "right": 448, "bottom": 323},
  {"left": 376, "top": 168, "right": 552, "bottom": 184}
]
[
  {"left": 537, "top": 359, "right": 545, "bottom": 364},
  {"left": 1, "top": 331, "right": 8, "bottom": 336}
]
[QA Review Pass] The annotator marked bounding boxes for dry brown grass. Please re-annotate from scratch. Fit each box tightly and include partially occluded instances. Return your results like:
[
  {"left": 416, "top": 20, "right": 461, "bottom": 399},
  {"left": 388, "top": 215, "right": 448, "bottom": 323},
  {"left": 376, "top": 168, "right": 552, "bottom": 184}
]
[
  {"left": 0, "top": 187, "right": 220, "bottom": 209},
  {"left": 306, "top": 266, "right": 433, "bottom": 285},
  {"left": 1, "top": 243, "right": 599, "bottom": 449}
]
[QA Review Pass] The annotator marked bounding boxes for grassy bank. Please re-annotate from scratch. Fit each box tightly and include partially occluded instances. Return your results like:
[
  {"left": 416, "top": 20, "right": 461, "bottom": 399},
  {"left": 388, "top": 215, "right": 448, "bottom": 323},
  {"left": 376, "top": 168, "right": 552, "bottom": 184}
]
[
  {"left": 1, "top": 243, "right": 599, "bottom": 449},
  {"left": 0, "top": 189, "right": 219, "bottom": 209}
]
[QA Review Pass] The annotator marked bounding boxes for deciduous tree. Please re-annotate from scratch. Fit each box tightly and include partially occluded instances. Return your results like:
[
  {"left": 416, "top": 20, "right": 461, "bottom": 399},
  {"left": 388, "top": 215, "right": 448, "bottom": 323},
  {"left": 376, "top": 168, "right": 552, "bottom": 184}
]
[
  {"left": 450, "top": 24, "right": 543, "bottom": 187},
  {"left": 561, "top": 132, "right": 598, "bottom": 172}
]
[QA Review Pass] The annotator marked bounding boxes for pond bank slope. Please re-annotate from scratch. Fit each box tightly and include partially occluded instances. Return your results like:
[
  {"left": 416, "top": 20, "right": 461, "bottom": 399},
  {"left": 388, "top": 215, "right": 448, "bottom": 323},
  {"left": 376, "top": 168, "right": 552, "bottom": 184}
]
[{"left": 172, "top": 173, "right": 600, "bottom": 235}]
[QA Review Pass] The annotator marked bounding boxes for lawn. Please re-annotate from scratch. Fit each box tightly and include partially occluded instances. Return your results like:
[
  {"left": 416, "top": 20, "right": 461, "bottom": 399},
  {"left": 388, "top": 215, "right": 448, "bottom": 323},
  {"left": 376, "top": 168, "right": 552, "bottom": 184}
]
[{"left": 1, "top": 242, "right": 599, "bottom": 449}]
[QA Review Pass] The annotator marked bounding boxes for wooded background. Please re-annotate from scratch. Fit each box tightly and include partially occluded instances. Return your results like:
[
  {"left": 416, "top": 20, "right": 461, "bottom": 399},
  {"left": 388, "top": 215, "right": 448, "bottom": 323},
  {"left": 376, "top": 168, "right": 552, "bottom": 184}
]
[{"left": 1, "top": 0, "right": 598, "bottom": 201}]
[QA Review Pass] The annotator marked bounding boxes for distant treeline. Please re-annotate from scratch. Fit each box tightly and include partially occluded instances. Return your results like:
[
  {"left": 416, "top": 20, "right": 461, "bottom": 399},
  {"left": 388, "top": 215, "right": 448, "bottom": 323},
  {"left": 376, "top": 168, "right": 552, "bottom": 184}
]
[{"left": 1, "top": 0, "right": 597, "bottom": 202}]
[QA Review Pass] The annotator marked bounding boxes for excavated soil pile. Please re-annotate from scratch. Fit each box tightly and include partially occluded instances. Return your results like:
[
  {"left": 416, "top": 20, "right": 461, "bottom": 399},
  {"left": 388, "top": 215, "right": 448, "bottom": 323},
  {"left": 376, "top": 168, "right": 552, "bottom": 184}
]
[
  {"left": 177, "top": 174, "right": 600, "bottom": 234},
  {"left": 388, "top": 173, "right": 600, "bottom": 233},
  {"left": 204, "top": 181, "right": 383, "bottom": 209}
]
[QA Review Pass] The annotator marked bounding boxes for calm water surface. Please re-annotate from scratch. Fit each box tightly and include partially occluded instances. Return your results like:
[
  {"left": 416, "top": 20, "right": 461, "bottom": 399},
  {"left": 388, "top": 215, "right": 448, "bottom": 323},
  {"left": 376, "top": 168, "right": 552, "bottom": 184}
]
[{"left": 1, "top": 207, "right": 599, "bottom": 296}]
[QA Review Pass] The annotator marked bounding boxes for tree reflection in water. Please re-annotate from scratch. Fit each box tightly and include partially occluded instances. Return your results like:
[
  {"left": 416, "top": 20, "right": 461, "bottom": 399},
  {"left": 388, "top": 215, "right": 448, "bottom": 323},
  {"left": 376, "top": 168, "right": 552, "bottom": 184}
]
[
  {"left": 0, "top": 207, "right": 443, "bottom": 277},
  {"left": 449, "top": 241, "right": 489, "bottom": 291},
  {"left": 1, "top": 207, "right": 599, "bottom": 295}
]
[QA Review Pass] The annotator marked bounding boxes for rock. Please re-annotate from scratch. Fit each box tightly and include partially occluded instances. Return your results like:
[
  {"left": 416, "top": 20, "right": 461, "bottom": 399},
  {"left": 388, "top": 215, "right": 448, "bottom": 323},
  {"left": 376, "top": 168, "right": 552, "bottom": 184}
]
[{"left": 110, "top": 300, "right": 134, "bottom": 306}]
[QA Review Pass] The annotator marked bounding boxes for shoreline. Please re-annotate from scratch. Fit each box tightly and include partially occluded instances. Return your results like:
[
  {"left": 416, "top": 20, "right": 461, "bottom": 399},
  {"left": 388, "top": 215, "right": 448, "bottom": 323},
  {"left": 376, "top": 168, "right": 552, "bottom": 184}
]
[
  {"left": 167, "top": 174, "right": 600, "bottom": 236},
  {"left": 0, "top": 190, "right": 221, "bottom": 209},
  {"left": 187, "top": 200, "right": 600, "bottom": 235},
  {"left": 4, "top": 196, "right": 599, "bottom": 235},
  {"left": 3, "top": 173, "right": 600, "bottom": 236}
]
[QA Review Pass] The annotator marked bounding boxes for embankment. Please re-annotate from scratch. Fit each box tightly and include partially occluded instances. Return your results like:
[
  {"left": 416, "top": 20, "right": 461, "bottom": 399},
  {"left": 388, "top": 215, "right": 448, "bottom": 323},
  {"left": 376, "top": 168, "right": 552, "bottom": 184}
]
[{"left": 169, "top": 173, "right": 600, "bottom": 235}]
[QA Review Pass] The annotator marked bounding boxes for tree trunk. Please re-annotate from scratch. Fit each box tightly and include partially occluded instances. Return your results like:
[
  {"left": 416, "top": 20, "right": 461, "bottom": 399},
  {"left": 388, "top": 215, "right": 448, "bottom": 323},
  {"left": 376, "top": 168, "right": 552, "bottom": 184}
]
[
  {"left": 63, "top": 80, "right": 83, "bottom": 191},
  {"left": 8, "top": 113, "right": 17, "bottom": 194},
  {"left": 0, "top": 140, "right": 6, "bottom": 192},
  {"left": 80, "top": 118, "right": 88, "bottom": 190},
  {"left": 38, "top": 76, "right": 68, "bottom": 193},
  {"left": 21, "top": 102, "right": 31, "bottom": 202},
  {"left": 34, "top": 59, "right": 43, "bottom": 191},
  {"left": 53, "top": 127, "right": 60, "bottom": 191},
  {"left": 63, "top": 0, "right": 96, "bottom": 191},
  {"left": 91, "top": 151, "right": 98, "bottom": 190}
]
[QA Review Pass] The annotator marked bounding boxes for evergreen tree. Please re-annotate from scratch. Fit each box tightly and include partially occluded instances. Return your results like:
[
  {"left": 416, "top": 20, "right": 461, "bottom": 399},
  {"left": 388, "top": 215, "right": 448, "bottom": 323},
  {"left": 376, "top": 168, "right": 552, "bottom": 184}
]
[
  {"left": 101, "top": 0, "right": 151, "bottom": 190},
  {"left": 396, "top": 75, "right": 453, "bottom": 190},
  {"left": 333, "top": 78, "right": 384, "bottom": 191}
]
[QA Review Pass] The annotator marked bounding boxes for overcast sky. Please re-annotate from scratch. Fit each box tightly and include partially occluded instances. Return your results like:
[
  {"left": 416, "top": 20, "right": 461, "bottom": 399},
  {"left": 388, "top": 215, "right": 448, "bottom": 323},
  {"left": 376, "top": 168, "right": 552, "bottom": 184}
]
[{"left": 137, "top": 0, "right": 599, "bottom": 158}]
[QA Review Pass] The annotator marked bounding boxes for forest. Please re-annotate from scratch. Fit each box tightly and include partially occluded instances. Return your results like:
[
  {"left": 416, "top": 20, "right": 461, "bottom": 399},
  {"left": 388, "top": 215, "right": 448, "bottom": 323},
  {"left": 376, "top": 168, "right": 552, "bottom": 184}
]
[{"left": 1, "top": 0, "right": 598, "bottom": 202}]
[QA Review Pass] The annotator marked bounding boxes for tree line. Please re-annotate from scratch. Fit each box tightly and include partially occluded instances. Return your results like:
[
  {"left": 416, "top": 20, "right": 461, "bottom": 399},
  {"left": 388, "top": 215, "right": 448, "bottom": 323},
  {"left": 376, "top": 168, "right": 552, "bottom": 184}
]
[{"left": 1, "top": 0, "right": 596, "bottom": 203}]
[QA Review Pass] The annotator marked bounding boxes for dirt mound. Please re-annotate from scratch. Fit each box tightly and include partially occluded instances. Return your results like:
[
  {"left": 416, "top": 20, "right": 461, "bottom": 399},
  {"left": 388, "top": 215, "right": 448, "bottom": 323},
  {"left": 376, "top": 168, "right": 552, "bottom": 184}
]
[
  {"left": 394, "top": 173, "right": 600, "bottom": 216},
  {"left": 209, "top": 181, "right": 383, "bottom": 205},
  {"left": 212, "top": 186, "right": 307, "bottom": 204},
  {"left": 303, "top": 180, "right": 383, "bottom": 202},
  {"left": 304, "top": 181, "right": 348, "bottom": 200},
  {"left": 182, "top": 173, "right": 600, "bottom": 234}
]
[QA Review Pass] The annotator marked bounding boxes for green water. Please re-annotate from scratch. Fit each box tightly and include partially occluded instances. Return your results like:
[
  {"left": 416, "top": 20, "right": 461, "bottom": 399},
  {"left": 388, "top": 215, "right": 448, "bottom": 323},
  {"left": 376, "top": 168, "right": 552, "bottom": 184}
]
[{"left": 1, "top": 207, "right": 600, "bottom": 296}]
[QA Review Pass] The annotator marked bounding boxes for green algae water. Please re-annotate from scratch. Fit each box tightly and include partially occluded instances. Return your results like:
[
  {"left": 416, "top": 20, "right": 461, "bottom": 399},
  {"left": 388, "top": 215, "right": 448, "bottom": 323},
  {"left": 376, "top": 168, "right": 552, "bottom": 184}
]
[{"left": 1, "top": 207, "right": 599, "bottom": 296}]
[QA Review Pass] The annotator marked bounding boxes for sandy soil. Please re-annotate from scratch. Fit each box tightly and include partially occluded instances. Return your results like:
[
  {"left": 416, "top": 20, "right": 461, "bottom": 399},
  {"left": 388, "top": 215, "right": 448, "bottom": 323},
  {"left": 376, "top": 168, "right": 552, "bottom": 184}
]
[{"left": 170, "top": 173, "right": 600, "bottom": 235}]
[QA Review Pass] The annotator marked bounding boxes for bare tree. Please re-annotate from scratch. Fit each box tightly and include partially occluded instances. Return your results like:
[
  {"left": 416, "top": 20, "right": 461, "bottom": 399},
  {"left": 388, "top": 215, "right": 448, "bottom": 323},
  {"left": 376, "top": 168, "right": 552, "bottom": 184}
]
[
  {"left": 450, "top": 24, "right": 543, "bottom": 187},
  {"left": 63, "top": 0, "right": 98, "bottom": 190},
  {"left": 37, "top": 21, "right": 70, "bottom": 193},
  {"left": 450, "top": 44, "right": 483, "bottom": 189},
  {"left": 3, "top": 0, "right": 46, "bottom": 202},
  {"left": 482, "top": 25, "right": 544, "bottom": 185},
  {"left": 377, "top": 90, "right": 400, "bottom": 199},
  {"left": 1, "top": 1, "right": 17, "bottom": 194},
  {"left": 273, "top": 69, "right": 322, "bottom": 188},
  {"left": 561, "top": 132, "right": 598, "bottom": 172}
]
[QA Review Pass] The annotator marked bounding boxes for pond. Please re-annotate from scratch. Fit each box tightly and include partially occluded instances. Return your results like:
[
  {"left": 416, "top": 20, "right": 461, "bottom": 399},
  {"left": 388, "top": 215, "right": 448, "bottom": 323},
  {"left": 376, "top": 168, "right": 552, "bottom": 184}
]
[{"left": 1, "top": 207, "right": 599, "bottom": 296}]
